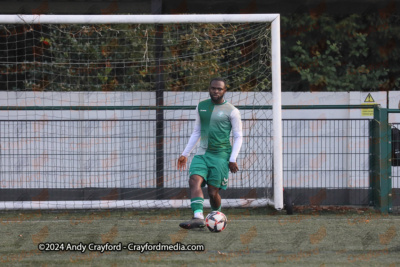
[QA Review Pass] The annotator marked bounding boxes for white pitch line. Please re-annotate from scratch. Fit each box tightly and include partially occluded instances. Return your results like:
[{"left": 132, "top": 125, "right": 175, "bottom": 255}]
[{"left": 2, "top": 217, "right": 400, "bottom": 224}]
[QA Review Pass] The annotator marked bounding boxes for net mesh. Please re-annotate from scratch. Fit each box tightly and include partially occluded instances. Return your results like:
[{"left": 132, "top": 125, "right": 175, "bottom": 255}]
[
  {"left": 1, "top": 23, "right": 271, "bottom": 91},
  {"left": 0, "top": 20, "right": 274, "bottom": 208}
]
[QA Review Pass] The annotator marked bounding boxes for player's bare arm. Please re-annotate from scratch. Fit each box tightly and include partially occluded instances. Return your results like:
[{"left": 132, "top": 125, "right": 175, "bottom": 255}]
[{"left": 177, "top": 156, "right": 188, "bottom": 171}]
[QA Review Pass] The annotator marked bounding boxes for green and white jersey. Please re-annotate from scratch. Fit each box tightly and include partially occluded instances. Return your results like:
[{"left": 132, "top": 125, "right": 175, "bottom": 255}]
[{"left": 182, "top": 99, "right": 243, "bottom": 162}]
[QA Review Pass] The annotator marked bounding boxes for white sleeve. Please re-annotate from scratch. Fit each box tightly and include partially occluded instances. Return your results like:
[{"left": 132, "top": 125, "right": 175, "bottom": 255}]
[
  {"left": 229, "top": 108, "right": 243, "bottom": 162},
  {"left": 181, "top": 106, "right": 201, "bottom": 157}
]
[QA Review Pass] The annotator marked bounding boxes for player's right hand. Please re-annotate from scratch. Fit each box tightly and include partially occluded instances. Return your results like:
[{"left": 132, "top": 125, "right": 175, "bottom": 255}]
[{"left": 177, "top": 156, "right": 188, "bottom": 171}]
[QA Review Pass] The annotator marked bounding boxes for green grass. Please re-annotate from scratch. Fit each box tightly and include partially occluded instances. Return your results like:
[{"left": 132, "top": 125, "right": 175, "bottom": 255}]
[{"left": 0, "top": 207, "right": 399, "bottom": 266}]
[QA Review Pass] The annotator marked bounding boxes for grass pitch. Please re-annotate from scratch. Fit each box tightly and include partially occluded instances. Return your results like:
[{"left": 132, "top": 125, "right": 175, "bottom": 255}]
[{"left": 0, "top": 207, "right": 399, "bottom": 266}]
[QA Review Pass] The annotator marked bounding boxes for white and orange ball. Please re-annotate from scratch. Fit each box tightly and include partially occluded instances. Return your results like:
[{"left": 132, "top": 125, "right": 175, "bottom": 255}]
[{"left": 205, "top": 211, "right": 227, "bottom": 232}]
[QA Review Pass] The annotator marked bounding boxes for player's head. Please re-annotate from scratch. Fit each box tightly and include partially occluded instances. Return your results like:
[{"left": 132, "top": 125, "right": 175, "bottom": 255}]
[
  {"left": 209, "top": 77, "right": 227, "bottom": 88},
  {"left": 209, "top": 77, "right": 227, "bottom": 104}
]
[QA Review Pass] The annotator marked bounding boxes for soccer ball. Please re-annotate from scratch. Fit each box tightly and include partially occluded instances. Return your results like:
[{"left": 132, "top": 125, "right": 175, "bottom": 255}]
[{"left": 205, "top": 211, "right": 227, "bottom": 232}]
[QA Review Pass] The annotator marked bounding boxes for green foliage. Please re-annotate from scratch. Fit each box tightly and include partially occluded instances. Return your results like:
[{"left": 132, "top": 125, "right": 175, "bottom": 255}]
[
  {"left": 160, "top": 23, "right": 271, "bottom": 92},
  {"left": 38, "top": 24, "right": 156, "bottom": 91},
  {"left": 0, "top": 23, "right": 271, "bottom": 92},
  {"left": 2, "top": 11, "right": 399, "bottom": 92},
  {"left": 282, "top": 12, "right": 399, "bottom": 91}
]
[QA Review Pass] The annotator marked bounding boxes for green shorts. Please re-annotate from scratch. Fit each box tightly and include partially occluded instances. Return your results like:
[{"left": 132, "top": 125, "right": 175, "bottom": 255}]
[{"left": 189, "top": 153, "right": 230, "bottom": 190}]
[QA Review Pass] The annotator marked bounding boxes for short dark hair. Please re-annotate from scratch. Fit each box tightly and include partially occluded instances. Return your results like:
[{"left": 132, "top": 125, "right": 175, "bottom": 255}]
[{"left": 210, "top": 77, "right": 227, "bottom": 88}]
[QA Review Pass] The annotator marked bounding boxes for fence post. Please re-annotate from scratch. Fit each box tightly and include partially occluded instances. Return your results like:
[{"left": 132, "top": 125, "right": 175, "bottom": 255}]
[
  {"left": 153, "top": 0, "right": 165, "bottom": 199},
  {"left": 370, "top": 105, "right": 392, "bottom": 213}
]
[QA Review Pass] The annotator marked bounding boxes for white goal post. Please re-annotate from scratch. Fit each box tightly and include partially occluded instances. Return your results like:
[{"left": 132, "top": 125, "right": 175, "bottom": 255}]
[{"left": 0, "top": 14, "right": 283, "bottom": 210}]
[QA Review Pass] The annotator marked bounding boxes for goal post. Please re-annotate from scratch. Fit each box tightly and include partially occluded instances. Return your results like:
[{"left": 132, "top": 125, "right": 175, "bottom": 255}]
[
  {"left": 0, "top": 14, "right": 283, "bottom": 210},
  {"left": 271, "top": 15, "right": 283, "bottom": 211}
]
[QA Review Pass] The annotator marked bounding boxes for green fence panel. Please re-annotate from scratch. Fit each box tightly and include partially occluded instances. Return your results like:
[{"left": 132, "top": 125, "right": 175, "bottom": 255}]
[{"left": 371, "top": 106, "right": 392, "bottom": 213}]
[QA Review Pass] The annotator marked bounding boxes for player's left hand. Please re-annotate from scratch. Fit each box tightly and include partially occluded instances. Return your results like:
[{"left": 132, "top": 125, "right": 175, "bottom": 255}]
[{"left": 229, "top": 162, "right": 239, "bottom": 173}]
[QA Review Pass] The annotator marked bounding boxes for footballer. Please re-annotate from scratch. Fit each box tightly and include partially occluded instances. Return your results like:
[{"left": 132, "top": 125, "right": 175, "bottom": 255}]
[{"left": 177, "top": 77, "right": 243, "bottom": 229}]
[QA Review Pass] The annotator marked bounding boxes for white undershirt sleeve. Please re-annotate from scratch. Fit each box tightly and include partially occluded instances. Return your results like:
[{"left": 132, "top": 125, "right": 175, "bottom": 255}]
[
  {"left": 229, "top": 108, "right": 243, "bottom": 162},
  {"left": 181, "top": 106, "right": 201, "bottom": 157}
]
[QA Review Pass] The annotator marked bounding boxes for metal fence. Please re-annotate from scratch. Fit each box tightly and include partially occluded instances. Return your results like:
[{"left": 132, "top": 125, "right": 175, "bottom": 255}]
[
  {"left": 0, "top": 117, "right": 372, "bottom": 206},
  {"left": 283, "top": 119, "right": 370, "bottom": 206},
  {"left": 390, "top": 123, "right": 400, "bottom": 210}
]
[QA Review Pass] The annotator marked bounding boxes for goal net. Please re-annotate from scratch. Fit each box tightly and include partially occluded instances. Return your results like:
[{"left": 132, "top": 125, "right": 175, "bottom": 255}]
[{"left": 0, "top": 14, "right": 282, "bottom": 210}]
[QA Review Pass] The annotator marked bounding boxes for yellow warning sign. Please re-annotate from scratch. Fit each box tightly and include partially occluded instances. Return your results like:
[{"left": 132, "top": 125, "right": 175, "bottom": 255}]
[
  {"left": 362, "top": 93, "right": 375, "bottom": 116},
  {"left": 364, "top": 93, "right": 375, "bottom": 103}
]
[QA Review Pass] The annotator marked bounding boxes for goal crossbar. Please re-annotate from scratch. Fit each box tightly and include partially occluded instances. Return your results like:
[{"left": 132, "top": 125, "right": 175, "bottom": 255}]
[{"left": 0, "top": 14, "right": 280, "bottom": 24}]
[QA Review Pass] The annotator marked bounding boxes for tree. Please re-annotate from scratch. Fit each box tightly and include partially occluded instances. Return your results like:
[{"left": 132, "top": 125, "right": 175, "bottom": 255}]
[
  {"left": 281, "top": 11, "right": 400, "bottom": 91},
  {"left": 0, "top": 22, "right": 271, "bottom": 92}
]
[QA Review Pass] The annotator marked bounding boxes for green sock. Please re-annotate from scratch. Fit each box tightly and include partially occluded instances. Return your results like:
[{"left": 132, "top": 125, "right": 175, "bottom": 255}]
[
  {"left": 190, "top": 197, "right": 204, "bottom": 214},
  {"left": 211, "top": 204, "right": 221, "bottom": 212}
]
